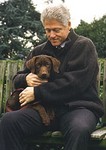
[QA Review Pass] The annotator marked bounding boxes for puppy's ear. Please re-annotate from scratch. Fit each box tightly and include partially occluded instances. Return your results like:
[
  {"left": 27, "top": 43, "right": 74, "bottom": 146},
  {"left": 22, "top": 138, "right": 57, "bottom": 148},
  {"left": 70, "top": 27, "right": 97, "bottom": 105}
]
[
  {"left": 26, "top": 56, "right": 37, "bottom": 73},
  {"left": 49, "top": 56, "right": 60, "bottom": 73}
]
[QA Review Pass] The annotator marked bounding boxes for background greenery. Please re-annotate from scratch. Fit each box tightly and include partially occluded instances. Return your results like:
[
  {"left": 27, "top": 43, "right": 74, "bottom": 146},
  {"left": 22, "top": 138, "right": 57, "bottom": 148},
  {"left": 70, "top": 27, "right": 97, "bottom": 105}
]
[{"left": 0, "top": 0, "right": 106, "bottom": 59}]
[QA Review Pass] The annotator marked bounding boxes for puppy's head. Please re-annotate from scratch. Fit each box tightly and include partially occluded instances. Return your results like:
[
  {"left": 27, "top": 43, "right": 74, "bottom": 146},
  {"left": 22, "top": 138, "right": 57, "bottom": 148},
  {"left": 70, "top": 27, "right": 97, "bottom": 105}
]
[{"left": 26, "top": 55, "right": 60, "bottom": 80}]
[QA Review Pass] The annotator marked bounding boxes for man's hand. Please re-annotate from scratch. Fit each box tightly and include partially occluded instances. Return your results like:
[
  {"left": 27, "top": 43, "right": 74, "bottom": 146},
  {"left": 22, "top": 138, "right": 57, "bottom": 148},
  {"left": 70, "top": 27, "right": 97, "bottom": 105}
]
[
  {"left": 26, "top": 73, "right": 47, "bottom": 87},
  {"left": 19, "top": 87, "right": 35, "bottom": 106},
  {"left": 19, "top": 73, "right": 48, "bottom": 106}
]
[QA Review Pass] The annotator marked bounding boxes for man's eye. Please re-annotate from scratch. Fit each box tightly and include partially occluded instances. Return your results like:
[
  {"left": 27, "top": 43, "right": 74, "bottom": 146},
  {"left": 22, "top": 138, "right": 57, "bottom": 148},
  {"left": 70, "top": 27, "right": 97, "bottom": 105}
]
[
  {"left": 45, "top": 28, "right": 62, "bottom": 33},
  {"left": 54, "top": 29, "right": 61, "bottom": 33},
  {"left": 45, "top": 29, "right": 51, "bottom": 33}
]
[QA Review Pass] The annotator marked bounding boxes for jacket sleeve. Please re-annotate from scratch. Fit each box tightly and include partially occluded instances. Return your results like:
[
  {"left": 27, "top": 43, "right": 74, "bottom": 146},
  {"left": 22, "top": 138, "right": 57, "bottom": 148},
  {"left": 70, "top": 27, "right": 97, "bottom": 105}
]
[{"left": 34, "top": 38, "right": 99, "bottom": 105}]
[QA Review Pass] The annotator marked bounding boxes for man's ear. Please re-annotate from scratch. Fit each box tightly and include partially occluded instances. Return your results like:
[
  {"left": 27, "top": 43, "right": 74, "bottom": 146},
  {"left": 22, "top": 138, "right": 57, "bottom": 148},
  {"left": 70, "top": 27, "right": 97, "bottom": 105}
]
[{"left": 68, "top": 20, "right": 71, "bottom": 30}]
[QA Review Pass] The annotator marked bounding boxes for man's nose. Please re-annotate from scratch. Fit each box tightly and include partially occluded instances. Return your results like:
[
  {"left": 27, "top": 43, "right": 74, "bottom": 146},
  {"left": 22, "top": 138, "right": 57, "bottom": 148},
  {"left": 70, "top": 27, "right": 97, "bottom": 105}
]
[{"left": 49, "top": 31, "right": 56, "bottom": 38}]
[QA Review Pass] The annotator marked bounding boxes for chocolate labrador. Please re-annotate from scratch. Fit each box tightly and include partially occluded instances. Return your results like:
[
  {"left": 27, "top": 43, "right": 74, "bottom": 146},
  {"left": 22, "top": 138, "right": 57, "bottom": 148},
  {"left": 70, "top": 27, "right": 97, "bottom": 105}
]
[{"left": 6, "top": 55, "right": 60, "bottom": 126}]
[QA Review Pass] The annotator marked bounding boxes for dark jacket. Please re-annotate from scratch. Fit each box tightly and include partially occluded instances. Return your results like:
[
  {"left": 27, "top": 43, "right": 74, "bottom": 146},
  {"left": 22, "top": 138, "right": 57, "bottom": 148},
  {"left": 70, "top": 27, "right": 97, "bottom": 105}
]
[{"left": 13, "top": 29, "right": 104, "bottom": 117}]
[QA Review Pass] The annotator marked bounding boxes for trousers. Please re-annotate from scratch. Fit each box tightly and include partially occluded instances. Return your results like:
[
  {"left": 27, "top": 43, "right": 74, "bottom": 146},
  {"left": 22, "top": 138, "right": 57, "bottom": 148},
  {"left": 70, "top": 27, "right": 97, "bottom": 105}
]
[{"left": 0, "top": 106, "right": 98, "bottom": 150}]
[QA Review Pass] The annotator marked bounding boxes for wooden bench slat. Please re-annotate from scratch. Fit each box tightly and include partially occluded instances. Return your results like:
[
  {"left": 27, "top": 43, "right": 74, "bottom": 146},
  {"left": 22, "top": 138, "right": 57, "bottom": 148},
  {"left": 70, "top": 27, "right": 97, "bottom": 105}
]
[
  {"left": 3, "top": 60, "right": 24, "bottom": 112},
  {"left": 103, "top": 61, "right": 106, "bottom": 122},
  {"left": 0, "top": 61, "right": 6, "bottom": 114},
  {"left": 91, "top": 127, "right": 106, "bottom": 140}
]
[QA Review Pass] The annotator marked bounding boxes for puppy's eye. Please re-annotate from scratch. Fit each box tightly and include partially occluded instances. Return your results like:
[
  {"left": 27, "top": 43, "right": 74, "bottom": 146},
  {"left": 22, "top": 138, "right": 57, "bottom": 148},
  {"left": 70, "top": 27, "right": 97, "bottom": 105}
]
[
  {"left": 46, "top": 63, "right": 51, "bottom": 68},
  {"left": 36, "top": 63, "right": 41, "bottom": 69}
]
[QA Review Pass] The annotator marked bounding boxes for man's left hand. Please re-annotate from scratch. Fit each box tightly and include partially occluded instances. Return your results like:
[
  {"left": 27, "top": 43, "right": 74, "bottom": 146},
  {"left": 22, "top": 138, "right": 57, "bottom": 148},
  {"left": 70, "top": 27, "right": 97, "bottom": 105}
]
[{"left": 19, "top": 87, "right": 35, "bottom": 106}]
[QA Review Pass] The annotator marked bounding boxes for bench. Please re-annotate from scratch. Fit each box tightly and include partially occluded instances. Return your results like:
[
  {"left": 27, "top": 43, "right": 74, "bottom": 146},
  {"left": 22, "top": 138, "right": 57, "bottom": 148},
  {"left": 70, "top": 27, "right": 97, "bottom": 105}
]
[{"left": 0, "top": 59, "right": 106, "bottom": 150}]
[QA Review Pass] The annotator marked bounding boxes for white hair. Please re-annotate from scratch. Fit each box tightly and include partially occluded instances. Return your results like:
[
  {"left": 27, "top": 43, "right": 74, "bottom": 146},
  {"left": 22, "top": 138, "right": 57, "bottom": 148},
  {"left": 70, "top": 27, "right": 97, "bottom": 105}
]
[{"left": 41, "top": 4, "right": 71, "bottom": 26}]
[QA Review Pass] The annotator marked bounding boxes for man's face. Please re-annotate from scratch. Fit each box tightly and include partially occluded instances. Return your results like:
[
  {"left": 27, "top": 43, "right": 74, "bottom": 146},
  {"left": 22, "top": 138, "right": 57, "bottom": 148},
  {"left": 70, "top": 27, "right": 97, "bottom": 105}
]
[{"left": 43, "top": 19, "right": 71, "bottom": 46}]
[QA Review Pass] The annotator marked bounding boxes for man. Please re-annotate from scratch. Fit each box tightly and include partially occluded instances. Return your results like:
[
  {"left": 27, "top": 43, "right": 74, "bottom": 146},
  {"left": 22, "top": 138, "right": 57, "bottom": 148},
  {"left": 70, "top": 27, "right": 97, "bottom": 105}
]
[{"left": 0, "top": 4, "right": 104, "bottom": 150}]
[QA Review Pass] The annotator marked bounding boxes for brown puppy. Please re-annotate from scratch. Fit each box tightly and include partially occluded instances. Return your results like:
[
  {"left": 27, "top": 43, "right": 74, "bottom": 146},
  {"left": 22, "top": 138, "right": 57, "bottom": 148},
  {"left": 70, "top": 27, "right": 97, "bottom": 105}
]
[
  {"left": 26, "top": 55, "right": 60, "bottom": 80},
  {"left": 26, "top": 55, "right": 60, "bottom": 125},
  {"left": 6, "top": 55, "right": 60, "bottom": 126}
]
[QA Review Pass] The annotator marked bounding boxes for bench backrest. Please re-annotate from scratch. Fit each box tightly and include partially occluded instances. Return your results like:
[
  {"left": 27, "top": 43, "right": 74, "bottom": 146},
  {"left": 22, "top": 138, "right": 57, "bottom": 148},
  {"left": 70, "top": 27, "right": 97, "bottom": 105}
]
[
  {"left": 0, "top": 59, "right": 106, "bottom": 123},
  {"left": 0, "top": 60, "right": 24, "bottom": 114}
]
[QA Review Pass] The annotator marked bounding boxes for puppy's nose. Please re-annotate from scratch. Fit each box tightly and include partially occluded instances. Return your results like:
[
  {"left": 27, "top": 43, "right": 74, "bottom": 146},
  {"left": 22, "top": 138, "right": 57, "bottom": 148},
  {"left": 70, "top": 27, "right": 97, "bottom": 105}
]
[{"left": 41, "top": 73, "right": 48, "bottom": 79}]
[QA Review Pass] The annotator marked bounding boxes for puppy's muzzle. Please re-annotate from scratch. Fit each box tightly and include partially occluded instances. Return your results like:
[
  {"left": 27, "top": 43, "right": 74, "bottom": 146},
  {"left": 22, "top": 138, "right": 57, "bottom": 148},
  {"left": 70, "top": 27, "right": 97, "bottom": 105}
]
[
  {"left": 37, "top": 66, "right": 50, "bottom": 80},
  {"left": 38, "top": 72, "right": 50, "bottom": 80},
  {"left": 40, "top": 73, "right": 49, "bottom": 79}
]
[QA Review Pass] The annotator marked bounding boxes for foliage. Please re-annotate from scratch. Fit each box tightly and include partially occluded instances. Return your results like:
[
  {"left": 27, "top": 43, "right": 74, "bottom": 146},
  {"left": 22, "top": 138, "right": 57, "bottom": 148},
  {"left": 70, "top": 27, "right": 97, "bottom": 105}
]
[
  {"left": 75, "top": 15, "right": 106, "bottom": 58},
  {"left": 0, "top": 0, "right": 46, "bottom": 59}
]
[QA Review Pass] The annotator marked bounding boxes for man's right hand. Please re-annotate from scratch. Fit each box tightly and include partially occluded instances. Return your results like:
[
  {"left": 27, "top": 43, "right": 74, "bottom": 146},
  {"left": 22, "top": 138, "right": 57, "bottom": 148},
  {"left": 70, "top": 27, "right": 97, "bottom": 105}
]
[{"left": 26, "top": 73, "right": 47, "bottom": 87}]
